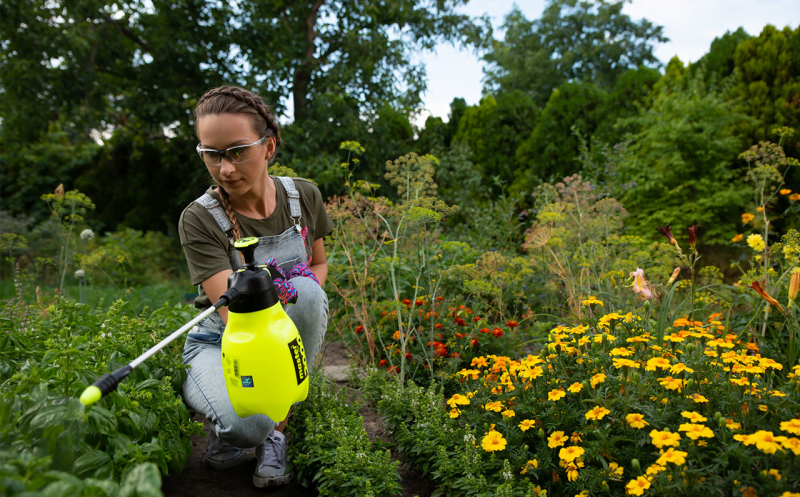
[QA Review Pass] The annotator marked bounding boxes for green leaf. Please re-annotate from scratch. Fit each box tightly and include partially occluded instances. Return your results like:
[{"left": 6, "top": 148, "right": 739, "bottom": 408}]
[
  {"left": 119, "top": 462, "right": 163, "bottom": 497},
  {"left": 72, "top": 450, "right": 112, "bottom": 478},
  {"left": 88, "top": 406, "right": 117, "bottom": 435}
]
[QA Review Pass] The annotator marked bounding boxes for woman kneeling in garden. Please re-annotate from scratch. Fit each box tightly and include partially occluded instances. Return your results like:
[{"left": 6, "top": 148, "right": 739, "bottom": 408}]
[{"left": 177, "top": 85, "right": 332, "bottom": 488}]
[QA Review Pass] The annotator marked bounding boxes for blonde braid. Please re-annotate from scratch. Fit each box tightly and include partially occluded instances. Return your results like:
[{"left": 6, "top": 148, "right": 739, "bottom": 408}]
[{"left": 216, "top": 186, "right": 246, "bottom": 266}]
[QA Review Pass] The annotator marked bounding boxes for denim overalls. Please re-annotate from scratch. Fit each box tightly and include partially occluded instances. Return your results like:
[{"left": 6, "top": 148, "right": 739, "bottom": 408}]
[{"left": 181, "top": 177, "right": 328, "bottom": 448}]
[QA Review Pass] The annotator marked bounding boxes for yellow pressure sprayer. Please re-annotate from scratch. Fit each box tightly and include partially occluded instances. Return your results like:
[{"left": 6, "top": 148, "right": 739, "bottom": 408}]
[{"left": 80, "top": 237, "right": 309, "bottom": 422}]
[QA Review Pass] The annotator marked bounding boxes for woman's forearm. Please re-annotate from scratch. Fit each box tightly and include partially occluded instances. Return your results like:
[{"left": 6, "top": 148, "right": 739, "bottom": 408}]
[{"left": 309, "top": 262, "right": 328, "bottom": 288}]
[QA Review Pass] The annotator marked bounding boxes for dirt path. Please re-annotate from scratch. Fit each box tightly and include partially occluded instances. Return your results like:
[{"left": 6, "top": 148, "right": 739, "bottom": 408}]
[{"left": 161, "top": 340, "right": 434, "bottom": 497}]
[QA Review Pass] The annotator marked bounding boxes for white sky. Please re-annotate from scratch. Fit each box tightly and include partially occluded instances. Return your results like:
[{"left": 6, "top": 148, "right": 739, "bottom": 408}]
[{"left": 417, "top": 0, "right": 800, "bottom": 123}]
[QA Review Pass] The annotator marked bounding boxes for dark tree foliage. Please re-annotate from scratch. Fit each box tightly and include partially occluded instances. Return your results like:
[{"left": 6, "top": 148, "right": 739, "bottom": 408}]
[
  {"left": 691, "top": 28, "right": 751, "bottom": 81},
  {"left": 483, "top": 0, "right": 667, "bottom": 107}
]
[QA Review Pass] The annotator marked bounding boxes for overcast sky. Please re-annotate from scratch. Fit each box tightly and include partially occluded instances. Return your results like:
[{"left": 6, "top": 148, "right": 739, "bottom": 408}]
[{"left": 417, "top": 0, "right": 800, "bottom": 123}]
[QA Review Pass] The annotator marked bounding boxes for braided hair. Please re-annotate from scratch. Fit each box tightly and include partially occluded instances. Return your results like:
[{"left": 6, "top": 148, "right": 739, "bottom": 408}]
[{"left": 194, "top": 86, "right": 282, "bottom": 249}]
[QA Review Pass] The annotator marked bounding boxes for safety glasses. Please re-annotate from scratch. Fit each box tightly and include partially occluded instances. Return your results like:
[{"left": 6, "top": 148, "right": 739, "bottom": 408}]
[{"left": 196, "top": 136, "right": 267, "bottom": 167}]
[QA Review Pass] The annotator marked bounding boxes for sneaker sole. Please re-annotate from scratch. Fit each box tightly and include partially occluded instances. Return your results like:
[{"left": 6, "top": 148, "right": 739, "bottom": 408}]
[
  {"left": 252, "top": 472, "right": 293, "bottom": 488},
  {"left": 205, "top": 449, "right": 248, "bottom": 470}
]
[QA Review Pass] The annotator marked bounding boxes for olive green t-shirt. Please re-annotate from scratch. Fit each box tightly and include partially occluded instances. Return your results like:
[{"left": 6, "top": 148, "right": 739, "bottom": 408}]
[{"left": 178, "top": 177, "right": 334, "bottom": 297}]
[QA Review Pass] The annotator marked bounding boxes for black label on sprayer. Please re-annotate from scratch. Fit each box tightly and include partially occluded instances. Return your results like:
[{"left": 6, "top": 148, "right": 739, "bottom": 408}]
[
  {"left": 288, "top": 337, "right": 308, "bottom": 385},
  {"left": 241, "top": 376, "right": 254, "bottom": 388}
]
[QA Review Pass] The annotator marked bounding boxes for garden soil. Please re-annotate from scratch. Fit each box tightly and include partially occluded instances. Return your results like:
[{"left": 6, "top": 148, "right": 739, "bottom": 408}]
[{"left": 161, "top": 340, "right": 435, "bottom": 497}]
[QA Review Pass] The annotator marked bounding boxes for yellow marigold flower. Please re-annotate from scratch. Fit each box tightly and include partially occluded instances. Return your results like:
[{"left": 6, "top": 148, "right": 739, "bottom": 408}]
[
  {"left": 586, "top": 406, "right": 611, "bottom": 420},
  {"left": 590, "top": 373, "right": 606, "bottom": 388},
  {"left": 747, "top": 233, "right": 765, "bottom": 252},
  {"left": 570, "top": 432, "right": 583, "bottom": 443},
  {"left": 751, "top": 430, "right": 788, "bottom": 454},
  {"left": 447, "top": 393, "right": 471, "bottom": 408},
  {"left": 678, "top": 423, "right": 714, "bottom": 440},
  {"left": 732, "top": 233, "right": 744, "bottom": 242},
  {"left": 726, "top": 419, "right": 742, "bottom": 430},
  {"left": 681, "top": 411, "right": 708, "bottom": 423},
  {"left": 626, "top": 413, "right": 649, "bottom": 429},
  {"left": 598, "top": 312, "right": 624, "bottom": 329},
  {"left": 548, "top": 431, "right": 569, "bottom": 448},
  {"left": 449, "top": 408, "right": 461, "bottom": 418},
  {"left": 782, "top": 437, "right": 800, "bottom": 455},
  {"left": 646, "top": 463, "right": 666, "bottom": 475},
  {"left": 670, "top": 363, "right": 694, "bottom": 374},
  {"left": 575, "top": 492, "right": 589, "bottom": 497},
  {"left": 742, "top": 213, "right": 754, "bottom": 224},
  {"left": 565, "top": 460, "right": 583, "bottom": 482},
  {"left": 690, "top": 394, "right": 709, "bottom": 403},
  {"left": 485, "top": 401, "right": 504, "bottom": 412},
  {"left": 658, "top": 376, "right": 685, "bottom": 391},
  {"left": 481, "top": 430, "right": 507, "bottom": 452},
  {"left": 780, "top": 189, "right": 792, "bottom": 195},
  {"left": 548, "top": 388, "right": 566, "bottom": 401},
  {"left": 762, "top": 469, "right": 781, "bottom": 480},
  {"left": 559, "top": 446, "right": 585, "bottom": 462},
  {"left": 656, "top": 447, "right": 688, "bottom": 466},
  {"left": 610, "top": 347, "right": 634, "bottom": 356},
  {"left": 780, "top": 419, "right": 800, "bottom": 435},
  {"left": 568, "top": 382, "right": 583, "bottom": 393},
  {"left": 520, "top": 459, "right": 539, "bottom": 474},
  {"left": 650, "top": 429, "right": 682, "bottom": 448},
  {"left": 730, "top": 376, "right": 750, "bottom": 386},
  {"left": 613, "top": 358, "right": 640, "bottom": 369},
  {"left": 791, "top": 193, "right": 800, "bottom": 201},
  {"left": 581, "top": 296, "right": 603, "bottom": 306},
  {"left": 759, "top": 404, "right": 769, "bottom": 412},
  {"left": 519, "top": 419, "right": 535, "bottom": 431},
  {"left": 625, "top": 476, "right": 651, "bottom": 496},
  {"left": 663, "top": 333, "right": 685, "bottom": 343},
  {"left": 645, "top": 357, "right": 672, "bottom": 371},
  {"left": 502, "top": 409, "right": 516, "bottom": 418}
]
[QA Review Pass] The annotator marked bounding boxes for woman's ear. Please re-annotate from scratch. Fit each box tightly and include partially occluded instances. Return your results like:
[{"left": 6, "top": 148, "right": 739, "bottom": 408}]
[{"left": 265, "top": 136, "right": 276, "bottom": 160}]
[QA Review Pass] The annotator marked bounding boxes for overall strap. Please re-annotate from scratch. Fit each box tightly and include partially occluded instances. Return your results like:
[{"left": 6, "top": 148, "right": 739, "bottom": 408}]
[
  {"left": 194, "top": 193, "right": 235, "bottom": 243},
  {"left": 277, "top": 176, "right": 302, "bottom": 228}
]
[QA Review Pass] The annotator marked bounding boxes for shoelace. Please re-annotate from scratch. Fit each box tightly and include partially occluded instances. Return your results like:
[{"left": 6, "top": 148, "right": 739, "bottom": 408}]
[
  {"left": 258, "top": 434, "right": 286, "bottom": 469},
  {"left": 263, "top": 259, "right": 320, "bottom": 305}
]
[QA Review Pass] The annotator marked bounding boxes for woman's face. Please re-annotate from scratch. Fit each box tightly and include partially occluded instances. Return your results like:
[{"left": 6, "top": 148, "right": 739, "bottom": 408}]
[{"left": 196, "top": 113, "right": 275, "bottom": 197}]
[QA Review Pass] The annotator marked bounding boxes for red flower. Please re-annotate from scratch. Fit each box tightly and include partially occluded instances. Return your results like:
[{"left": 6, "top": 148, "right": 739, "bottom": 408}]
[
  {"left": 454, "top": 317, "right": 466, "bottom": 326},
  {"left": 688, "top": 221, "right": 699, "bottom": 249},
  {"left": 415, "top": 299, "right": 425, "bottom": 307},
  {"left": 434, "top": 323, "right": 444, "bottom": 329},
  {"left": 480, "top": 327, "right": 491, "bottom": 334},
  {"left": 471, "top": 338, "right": 479, "bottom": 347},
  {"left": 436, "top": 333, "right": 445, "bottom": 340},
  {"left": 436, "top": 296, "right": 444, "bottom": 301},
  {"left": 379, "top": 359, "right": 388, "bottom": 367},
  {"left": 506, "top": 320, "right": 518, "bottom": 328},
  {"left": 401, "top": 299, "right": 412, "bottom": 308},
  {"left": 656, "top": 225, "right": 679, "bottom": 248},
  {"left": 355, "top": 325, "right": 364, "bottom": 334},
  {"left": 455, "top": 332, "right": 465, "bottom": 339},
  {"left": 492, "top": 327, "right": 503, "bottom": 338},
  {"left": 434, "top": 348, "right": 449, "bottom": 357},
  {"left": 472, "top": 316, "right": 481, "bottom": 322},
  {"left": 405, "top": 352, "right": 412, "bottom": 360},
  {"left": 394, "top": 348, "right": 401, "bottom": 355},
  {"left": 449, "top": 352, "right": 461, "bottom": 358},
  {"left": 388, "top": 365, "right": 399, "bottom": 373}
]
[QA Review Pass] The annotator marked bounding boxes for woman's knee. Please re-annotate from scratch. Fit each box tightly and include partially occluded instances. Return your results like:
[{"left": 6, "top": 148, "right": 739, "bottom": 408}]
[{"left": 216, "top": 415, "right": 276, "bottom": 448}]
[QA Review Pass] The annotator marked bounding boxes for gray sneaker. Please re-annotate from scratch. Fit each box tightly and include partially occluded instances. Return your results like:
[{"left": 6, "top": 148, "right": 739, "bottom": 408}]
[
  {"left": 252, "top": 430, "right": 292, "bottom": 488},
  {"left": 205, "top": 429, "right": 247, "bottom": 470}
]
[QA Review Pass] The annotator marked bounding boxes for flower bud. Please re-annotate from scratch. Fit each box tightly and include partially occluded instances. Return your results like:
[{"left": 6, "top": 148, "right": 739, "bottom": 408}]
[
  {"left": 686, "top": 378, "right": 695, "bottom": 390},
  {"left": 718, "top": 416, "right": 727, "bottom": 429},
  {"left": 714, "top": 411, "right": 722, "bottom": 422},
  {"left": 643, "top": 300, "right": 650, "bottom": 312},
  {"left": 789, "top": 270, "right": 800, "bottom": 306},
  {"left": 631, "top": 371, "right": 641, "bottom": 382},
  {"left": 631, "top": 458, "right": 640, "bottom": 471},
  {"left": 668, "top": 267, "right": 681, "bottom": 285},
  {"left": 538, "top": 428, "right": 546, "bottom": 440},
  {"left": 601, "top": 481, "right": 610, "bottom": 492}
]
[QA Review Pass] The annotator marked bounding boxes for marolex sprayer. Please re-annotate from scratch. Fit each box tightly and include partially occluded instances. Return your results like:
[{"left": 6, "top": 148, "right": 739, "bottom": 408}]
[{"left": 79, "top": 237, "right": 309, "bottom": 421}]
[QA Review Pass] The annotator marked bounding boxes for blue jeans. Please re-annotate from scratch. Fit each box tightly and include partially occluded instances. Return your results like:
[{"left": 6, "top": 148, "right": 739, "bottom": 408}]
[{"left": 181, "top": 277, "right": 328, "bottom": 448}]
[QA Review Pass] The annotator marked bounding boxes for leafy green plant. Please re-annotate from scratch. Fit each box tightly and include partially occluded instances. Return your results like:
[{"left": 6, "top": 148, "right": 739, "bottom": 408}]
[{"left": 289, "top": 374, "right": 402, "bottom": 496}]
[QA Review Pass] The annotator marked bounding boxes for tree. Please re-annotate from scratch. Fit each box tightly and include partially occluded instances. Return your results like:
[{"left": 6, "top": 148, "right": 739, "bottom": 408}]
[
  {"left": 483, "top": 0, "right": 666, "bottom": 107},
  {"left": 731, "top": 25, "right": 800, "bottom": 156},
  {"left": 513, "top": 81, "right": 608, "bottom": 193},
  {"left": 612, "top": 66, "right": 752, "bottom": 244},
  {"left": 452, "top": 91, "right": 540, "bottom": 192},
  {"left": 691, "top": 28, "right": 751, "bottom": 81}
]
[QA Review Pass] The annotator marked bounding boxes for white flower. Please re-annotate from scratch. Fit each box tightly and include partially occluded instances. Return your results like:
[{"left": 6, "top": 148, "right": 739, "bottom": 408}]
[
  {"left": 80, "top": 229, "right": 95, "bottom": 240},
  {"left": 74, "top": 269, "right": 86, "bottom": 279}
]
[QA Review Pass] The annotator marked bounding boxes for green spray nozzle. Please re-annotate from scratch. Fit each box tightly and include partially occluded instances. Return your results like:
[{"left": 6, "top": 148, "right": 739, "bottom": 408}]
[{"left": 234, "top": 237, "right": 259, "bottom": 267}]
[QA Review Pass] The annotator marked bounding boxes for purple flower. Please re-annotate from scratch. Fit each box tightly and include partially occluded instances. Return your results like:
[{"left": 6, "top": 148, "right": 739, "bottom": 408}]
[
  {"left": 656, "top": 225, "right": 679, "bottom": 248},
  {"left": 688, "top": 221, "right": 699, "bottom": 249}
]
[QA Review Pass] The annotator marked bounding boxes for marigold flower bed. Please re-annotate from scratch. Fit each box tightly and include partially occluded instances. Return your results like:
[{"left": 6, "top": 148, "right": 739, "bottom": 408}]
[{"left": 367, "top": 302, "right": 800, "bottom": 496}]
